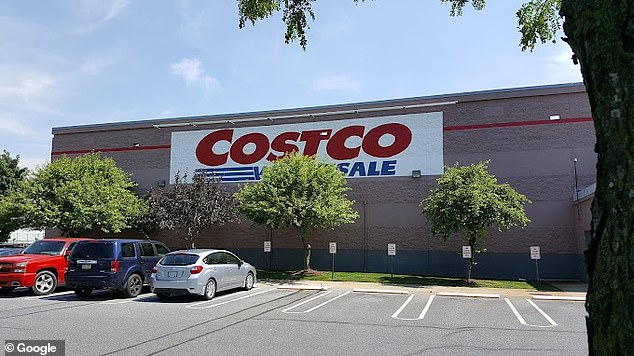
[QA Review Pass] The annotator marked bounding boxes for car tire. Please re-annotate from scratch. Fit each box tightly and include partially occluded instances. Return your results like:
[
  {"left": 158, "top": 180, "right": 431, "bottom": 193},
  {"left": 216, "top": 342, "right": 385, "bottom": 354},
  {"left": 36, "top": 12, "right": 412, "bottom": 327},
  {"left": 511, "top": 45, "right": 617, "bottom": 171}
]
[
  {"left": 243, "top": 272, "right": 255, "bottom": 291},
  {"left": 122, "top": 274, "right": 143, "bottom": 298},
  {"left": 202, "top": 278, "right": 216, "bottom": 300},
  {"left": 74, "top": 288, "right": 92, "bottom": 298},
  {"left": 32, "top": 271, "right": 57, "bottom": 295},
  {"left": 156, "top": 292, "right": 169, "bottom": 300},
  {"left": 0, "top": 287, "right": 16, "bottom": 295}
]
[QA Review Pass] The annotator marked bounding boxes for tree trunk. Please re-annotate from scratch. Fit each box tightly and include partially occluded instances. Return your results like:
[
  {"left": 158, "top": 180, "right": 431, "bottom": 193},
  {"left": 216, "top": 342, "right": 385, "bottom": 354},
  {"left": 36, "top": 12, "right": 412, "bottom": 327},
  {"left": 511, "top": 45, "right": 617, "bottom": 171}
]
[
  {"left": 301, "top": 234, "right": 311, "bottom": 271},
  {"left": 561, "top": 2, "right": 634, "bottom": 354}
]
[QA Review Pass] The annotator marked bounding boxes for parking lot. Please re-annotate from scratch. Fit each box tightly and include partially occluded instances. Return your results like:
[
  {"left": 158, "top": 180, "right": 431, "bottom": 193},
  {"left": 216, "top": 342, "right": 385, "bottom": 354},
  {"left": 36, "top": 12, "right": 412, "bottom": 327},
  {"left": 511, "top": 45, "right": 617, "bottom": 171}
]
[{"left": 1, "top": 284, "right": 588, "bottom": 355}]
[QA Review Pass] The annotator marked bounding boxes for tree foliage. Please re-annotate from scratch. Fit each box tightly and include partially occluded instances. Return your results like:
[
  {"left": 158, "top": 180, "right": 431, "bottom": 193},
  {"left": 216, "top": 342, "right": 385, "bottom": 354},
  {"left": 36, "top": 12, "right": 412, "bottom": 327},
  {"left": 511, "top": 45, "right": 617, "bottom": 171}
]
[
  {"left": 16, "top": 153, "right": 143, "bottom": 237},
  {"left": 145, "top": 172, "right": 238, "bottom": 249},
  {"left": 421, "top": 161, "right": 530, "bottom": 281},
  {"left": 0, "top": 150, "right": 28, "bottom": 197},
  {"left": 234, "top": 152, "right": 358, "bottom": 270},
  {"left": 0, "top": 150, "right": 29, "bottom": 242}
]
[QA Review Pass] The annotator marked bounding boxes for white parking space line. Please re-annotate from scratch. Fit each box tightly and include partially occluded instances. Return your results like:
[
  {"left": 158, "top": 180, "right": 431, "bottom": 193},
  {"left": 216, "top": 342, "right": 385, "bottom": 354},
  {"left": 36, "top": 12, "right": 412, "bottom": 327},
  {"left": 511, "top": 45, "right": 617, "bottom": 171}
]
[
  {"left": 392, "top": 294, "right": 435, "bottom": 321},
  {"left": 185, "top": 287, "right": 275, "bottom": 309},
  {"left": 282, "top": 290, "right": 331, "bottom": 313},
  {"left": 282, "top": 291, "right": 351, "bottom": 314},
  {"left": 25, "top": 291, "right": 76, "bottom": 300},
  {"left": 505, "top": 298, "right": 558, "bottom": 328},
  {"left": 100, "top": 294, "right": 157, "bottom": 304},
  {"left": 527, "top": 299, "right": 558, "bottom": 326},
  {"left": 353, "top": 288, "right": 408, "bottom": 295}
]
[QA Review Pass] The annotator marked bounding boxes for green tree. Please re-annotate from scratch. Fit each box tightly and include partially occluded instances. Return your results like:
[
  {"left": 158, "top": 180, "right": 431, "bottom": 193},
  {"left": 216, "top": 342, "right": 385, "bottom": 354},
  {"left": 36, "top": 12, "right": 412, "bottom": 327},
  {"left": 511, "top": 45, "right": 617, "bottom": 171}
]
[
  {"left": 234, "top": 152, "right": 358, "bottom": 271},
  {"left": 145, "top": 172, "right": 238, "bottom": 249},
  {"left": 237, "top": 1, "right": 633, "bottom": 353},
  {"left": 0, "top": 150, "right": 28, "bottom": 197},
  {"left": 421, "top": 161, "right": 530, "bottom": 282},
  {"left": 17, "top": 153, "right": 143, "bottom": 237},
  {"left": 0, "top": 150, "right": 29, "bottom": 241}
]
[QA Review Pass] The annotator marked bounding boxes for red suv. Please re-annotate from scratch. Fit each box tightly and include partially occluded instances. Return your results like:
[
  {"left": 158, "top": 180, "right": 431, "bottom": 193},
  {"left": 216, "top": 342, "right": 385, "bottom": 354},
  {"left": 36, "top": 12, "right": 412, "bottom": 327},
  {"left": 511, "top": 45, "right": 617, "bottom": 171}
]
[{"left": 0, "top": 237, "right": 92, "bottom": 295}]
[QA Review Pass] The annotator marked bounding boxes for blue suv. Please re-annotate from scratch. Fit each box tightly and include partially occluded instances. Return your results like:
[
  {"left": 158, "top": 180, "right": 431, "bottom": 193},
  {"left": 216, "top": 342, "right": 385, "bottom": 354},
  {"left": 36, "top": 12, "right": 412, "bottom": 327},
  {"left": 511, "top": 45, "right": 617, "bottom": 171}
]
[{"left": 65, "top": 239, "right": 170, "bottom": 298}]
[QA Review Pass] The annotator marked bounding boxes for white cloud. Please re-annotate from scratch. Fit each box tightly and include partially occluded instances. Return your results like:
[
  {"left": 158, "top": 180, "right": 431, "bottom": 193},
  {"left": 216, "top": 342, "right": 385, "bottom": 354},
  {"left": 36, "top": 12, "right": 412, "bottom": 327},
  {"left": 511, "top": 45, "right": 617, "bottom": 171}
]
[
  {"left": 0, "top": 114, "right": 31, "bottom": 136},
  {"left": 75, "top": 0, "right": 130, "bottom": 34},
  {"left": 0, "top": 72, "right": 55, "bottom": 104},
  {"left": 18, "top": 157, "right": 49, "bottom": 172},
  {"left": 312, "top": 75, "right": 362, "bottom": 93},
  {"left": 170, "top": 58, "right": 220, "bottom": 94}
]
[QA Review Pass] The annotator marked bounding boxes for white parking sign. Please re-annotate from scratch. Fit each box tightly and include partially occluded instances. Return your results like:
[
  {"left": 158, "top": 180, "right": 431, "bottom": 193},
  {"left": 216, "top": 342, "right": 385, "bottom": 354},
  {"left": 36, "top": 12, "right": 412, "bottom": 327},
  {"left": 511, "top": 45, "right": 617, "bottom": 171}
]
[{"left": 530, "top": 246, "right": 541, "bottom": 260}]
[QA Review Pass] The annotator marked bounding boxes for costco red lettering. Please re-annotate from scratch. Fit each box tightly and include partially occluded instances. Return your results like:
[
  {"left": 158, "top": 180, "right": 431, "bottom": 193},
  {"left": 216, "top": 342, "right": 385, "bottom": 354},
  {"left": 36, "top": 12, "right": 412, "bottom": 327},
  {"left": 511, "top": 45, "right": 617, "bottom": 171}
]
[
  {"left": 230, "top": 132, "right": 268, "bottom": 164},
  {"left": 195, "top": 129, "right": 233, "bottom": 166},
  {"left": 195, "top": 124, "right": 413, "bottom": 166}
]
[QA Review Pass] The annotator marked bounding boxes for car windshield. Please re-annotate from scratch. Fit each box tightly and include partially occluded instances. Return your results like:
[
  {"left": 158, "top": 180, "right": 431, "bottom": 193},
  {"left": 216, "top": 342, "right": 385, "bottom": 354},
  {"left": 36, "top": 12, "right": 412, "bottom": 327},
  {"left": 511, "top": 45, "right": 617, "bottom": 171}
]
[
  {"left": 160, "top": 253, "right": 199, "bottom": 266},
  {"left": 71, "top": 242, "right": 114, "bottom": 259},
  {"left": 22, "top": 240, "right": 66, "bottom": 255}
]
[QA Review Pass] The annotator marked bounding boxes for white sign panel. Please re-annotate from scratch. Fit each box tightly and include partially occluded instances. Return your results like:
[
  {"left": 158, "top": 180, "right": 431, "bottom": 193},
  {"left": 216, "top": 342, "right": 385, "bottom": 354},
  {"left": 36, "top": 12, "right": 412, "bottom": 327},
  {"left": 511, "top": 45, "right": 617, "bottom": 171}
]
[
  {"left": 387, "top": 243, "right": 396, "bottom": 256},
  {"left": 329, "top": 242, "right": 337, "bottom": 254},
  {"left": 530, "top": 246, "right": 541, "bottom": 260},
  {"left": 263, "top": 241, "right": 271, "bottom": 253},
  {"left": 170, "top": 113, "right": 443, "bottom": 183},
  {"left": 462, "top": 246, "right": 472, "bottom": 259}
]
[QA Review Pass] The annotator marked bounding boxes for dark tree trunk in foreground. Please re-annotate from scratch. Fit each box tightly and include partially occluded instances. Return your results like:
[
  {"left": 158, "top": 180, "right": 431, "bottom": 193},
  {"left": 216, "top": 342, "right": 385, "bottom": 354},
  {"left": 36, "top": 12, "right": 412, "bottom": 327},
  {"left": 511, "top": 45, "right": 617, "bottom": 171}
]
[{"left": 561, "top": 1, "right": 634, "bottom": 354}]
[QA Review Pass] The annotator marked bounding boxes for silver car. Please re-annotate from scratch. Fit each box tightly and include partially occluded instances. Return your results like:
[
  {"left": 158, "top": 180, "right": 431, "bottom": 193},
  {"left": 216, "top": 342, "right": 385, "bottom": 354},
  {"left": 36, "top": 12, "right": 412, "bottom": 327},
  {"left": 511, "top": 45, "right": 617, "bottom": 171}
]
[{"left": 150, "top": 249, "right": 256, "bottom": 300}]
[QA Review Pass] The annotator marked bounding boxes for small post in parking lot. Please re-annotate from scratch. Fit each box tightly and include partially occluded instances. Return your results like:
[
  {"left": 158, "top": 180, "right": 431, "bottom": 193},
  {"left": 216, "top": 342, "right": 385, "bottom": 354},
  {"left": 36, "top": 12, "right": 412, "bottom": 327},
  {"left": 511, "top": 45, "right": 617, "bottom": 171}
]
[
  {"left": 329, "top": 242, "right": 337, "bottom": 280},
  {"left": 387, "top": 243, "right": 396, "bottom": 277},
  {"left": 530, "top": 246, "right": 541, "bottom": 285},
  {"left": 264, "top": 240, "right": 271, "bottom": 269}
]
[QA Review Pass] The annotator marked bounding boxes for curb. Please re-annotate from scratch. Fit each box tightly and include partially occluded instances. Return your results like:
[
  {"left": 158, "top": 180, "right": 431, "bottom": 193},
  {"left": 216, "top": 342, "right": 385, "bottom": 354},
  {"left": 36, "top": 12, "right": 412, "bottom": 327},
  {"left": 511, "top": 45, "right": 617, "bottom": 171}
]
[
  {"left": 437, "top": 292, "right": 500, "bottom": 299},
  {"left": 532, "top": 295, "right": 586, "bottom": 301}
]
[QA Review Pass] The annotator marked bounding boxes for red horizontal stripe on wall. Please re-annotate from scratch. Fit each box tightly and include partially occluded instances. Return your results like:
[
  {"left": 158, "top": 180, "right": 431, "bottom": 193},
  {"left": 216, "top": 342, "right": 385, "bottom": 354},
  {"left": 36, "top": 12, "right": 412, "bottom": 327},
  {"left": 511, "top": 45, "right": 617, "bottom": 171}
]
[
  {"left": 444, "top": 117, "right": 593, "bottom": 131},
  {"left": 51, "top": 117, "right": 593, "bottom": 156},
  {"left": 51, "top": 144, "right": 171, "bottom": 156}
]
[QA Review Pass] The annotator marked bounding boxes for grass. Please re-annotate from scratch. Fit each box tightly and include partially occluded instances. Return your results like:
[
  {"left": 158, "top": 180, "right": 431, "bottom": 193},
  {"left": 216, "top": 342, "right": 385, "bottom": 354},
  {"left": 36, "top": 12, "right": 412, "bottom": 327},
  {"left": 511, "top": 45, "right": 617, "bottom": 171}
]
[{"left": 257, "top": 269, "right": 562, "bottom": 291}]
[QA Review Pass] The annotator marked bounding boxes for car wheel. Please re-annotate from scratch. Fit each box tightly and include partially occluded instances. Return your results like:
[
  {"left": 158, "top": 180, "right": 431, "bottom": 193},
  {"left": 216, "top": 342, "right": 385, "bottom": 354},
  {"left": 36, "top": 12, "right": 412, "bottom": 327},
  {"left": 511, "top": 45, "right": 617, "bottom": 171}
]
[
  {"left": 0, "top": 287, "right": 16, "bottom": 295},
  {"left": 122, "top": 274, "right": 143, "bottom": 298},
  {"left": 32, "top": 271, "right": 57, "bottom": 295},
  {"left": 156, "top": 292, "right": 169, "bottom": 300},
  {"left": 74, "top": 288, "right": 92, "bottom": 298},
  {"left": 243, "top": 272, "right": 255, "bottom": 291},
  {"left": 202, "top": 278, "right": 216, "bottom": 300}
]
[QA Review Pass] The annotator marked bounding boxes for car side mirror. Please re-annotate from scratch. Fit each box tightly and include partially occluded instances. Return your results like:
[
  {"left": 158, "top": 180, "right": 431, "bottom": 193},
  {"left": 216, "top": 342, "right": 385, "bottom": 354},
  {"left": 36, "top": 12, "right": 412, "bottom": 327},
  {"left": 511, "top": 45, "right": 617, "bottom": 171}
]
[{"left": 238, "top": 260, "right": 243, "bottom": 267}]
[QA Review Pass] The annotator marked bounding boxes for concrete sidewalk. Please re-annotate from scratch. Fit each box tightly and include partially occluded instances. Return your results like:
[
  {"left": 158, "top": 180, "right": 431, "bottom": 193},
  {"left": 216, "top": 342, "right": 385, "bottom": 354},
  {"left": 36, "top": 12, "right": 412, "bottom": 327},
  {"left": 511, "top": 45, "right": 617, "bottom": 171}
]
[{"left": 259, "top": 279, "right": 588, "bottom": 301}]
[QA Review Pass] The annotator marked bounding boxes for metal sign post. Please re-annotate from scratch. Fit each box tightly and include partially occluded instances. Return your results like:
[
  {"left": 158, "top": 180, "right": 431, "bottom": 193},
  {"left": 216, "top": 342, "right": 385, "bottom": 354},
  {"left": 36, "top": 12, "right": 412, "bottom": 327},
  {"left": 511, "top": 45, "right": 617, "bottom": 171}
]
[
  {"left": 530, "top": 246, "right": 541, "bottom": 284},
  {"left": 263, "top": 241, "right": 271, "bottom": 270},
  {"left": 329, "top": 242, "right": 337, "bottom": 280},
  {"left": 462, "top": 246, "right": 472, "bottom": 282},
  {"left": 388, "top": 243, "right": 396, "bottom": 277}
]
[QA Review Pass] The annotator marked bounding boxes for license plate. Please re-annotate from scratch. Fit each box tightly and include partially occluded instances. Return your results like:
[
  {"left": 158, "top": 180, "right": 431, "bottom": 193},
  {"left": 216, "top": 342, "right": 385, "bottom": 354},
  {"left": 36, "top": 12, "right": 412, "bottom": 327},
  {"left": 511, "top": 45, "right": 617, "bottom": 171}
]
[
  {"left": 81, "top": 264, "right": 92, "bottom": 270},
  {"left": 168, "top": 271, "right": 178, "bottom": 278}
]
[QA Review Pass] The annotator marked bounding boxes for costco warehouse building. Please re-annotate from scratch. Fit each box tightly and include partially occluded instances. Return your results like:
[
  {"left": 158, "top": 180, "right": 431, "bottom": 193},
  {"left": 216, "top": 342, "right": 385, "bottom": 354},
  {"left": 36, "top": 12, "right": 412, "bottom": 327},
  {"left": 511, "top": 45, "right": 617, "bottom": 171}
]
[{"left": 51, "top": 83, "right": 596, "bottom": 281}]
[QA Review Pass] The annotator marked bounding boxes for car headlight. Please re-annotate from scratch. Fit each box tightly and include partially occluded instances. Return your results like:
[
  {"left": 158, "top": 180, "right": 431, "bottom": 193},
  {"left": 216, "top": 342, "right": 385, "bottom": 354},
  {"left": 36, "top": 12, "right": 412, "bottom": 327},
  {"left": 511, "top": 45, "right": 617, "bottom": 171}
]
[{"left": 12, "top": 262, "right": 27, "bottom": 273}]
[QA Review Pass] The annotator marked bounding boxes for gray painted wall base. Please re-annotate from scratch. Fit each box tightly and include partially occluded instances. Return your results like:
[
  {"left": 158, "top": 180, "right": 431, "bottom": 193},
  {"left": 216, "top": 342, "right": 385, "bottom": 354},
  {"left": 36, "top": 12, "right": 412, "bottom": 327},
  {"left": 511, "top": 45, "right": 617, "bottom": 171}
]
[{"left": 230, "top": 248, "right": 588, "bottom": 282}]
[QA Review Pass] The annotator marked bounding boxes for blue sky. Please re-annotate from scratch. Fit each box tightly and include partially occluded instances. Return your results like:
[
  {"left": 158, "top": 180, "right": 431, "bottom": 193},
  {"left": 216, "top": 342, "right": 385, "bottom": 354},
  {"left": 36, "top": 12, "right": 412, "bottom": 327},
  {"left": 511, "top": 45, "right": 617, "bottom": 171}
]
[{"left": 0, "top": 0, "right": 582, "bottom": 170}]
